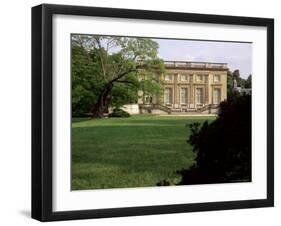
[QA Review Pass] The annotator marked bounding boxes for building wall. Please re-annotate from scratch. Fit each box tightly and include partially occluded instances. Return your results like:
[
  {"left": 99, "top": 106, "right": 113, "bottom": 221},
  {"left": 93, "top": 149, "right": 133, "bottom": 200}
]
[
  {"left": 159, "top": 69, "right": 227, "bottom": 109},
  {"left": 138, "top": 63, "right": 228, "bottom": 110},
  {"left": 121, "top": 104, "right": 140, "bottom": 114}
]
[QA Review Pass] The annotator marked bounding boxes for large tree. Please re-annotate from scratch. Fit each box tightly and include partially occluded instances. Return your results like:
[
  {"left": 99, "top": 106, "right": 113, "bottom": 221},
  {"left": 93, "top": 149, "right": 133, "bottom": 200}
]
[
  {"left": 72, "top": 41, "right": 102, "bottom": 116},
  {"left": 244, "top": 74, "right": 252, "bottom": 88},
  {"left": 227, "top": 70, "right": 252, "bottom": 97},
  {"left": 71, "top": 35, "right": 164, "bottom": 118}
]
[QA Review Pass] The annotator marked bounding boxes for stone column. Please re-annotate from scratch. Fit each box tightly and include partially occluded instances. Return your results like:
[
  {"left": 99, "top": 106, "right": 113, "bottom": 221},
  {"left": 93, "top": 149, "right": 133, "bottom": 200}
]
[
  {"left": 205, "top": 74, "right": 209, "bottom": 105},
  {"left": 174, "top": 73, "right": 179, "bottom": 108},
  {"left": 189, "top": 74, "right": 194, "bottom": 108}
]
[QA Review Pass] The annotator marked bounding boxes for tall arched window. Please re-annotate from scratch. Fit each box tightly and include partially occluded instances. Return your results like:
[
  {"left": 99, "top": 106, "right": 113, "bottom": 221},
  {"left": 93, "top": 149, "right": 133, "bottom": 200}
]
[
  {"left": 164, "top": 88, "right": 173, "bottom": 104},
  {"left": 180, "top": 88, "right": 188, "bottom": 104},
  {"left": 196, "top": 88, "right": 203, "bottom": 104},
  {"left": 213, "top": 88, "right": 221, "bottom": 104}
]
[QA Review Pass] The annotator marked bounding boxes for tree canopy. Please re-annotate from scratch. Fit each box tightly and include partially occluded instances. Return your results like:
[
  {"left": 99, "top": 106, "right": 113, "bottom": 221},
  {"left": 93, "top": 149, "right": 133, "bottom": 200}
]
[
  {"left": 227, "top": 70, "right": 252, "bottom": 97},
  {"left": 71, "top": 35, "right": 164, "bottom": 117}
]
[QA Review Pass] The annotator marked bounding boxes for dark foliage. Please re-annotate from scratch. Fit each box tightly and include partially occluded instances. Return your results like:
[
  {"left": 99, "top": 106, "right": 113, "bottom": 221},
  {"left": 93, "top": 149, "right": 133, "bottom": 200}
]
[
  {"left": 227, "top": 70, "right": 251, "bottom": 97},
  {"left": 71, "top": 45, "right": 104, "bottom": 117},
  {"left": 156, "top": 179, "right": 172, "bottom": 186},
  {"left": 177, "top": 94, "right": 251, "bottom": 185},
  {"left": 108, "top": 108, "right": 130, "bottom": 118}
]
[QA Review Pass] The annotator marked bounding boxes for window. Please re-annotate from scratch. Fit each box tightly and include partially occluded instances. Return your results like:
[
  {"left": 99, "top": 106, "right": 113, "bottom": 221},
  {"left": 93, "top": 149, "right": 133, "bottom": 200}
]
[
  {"left": 214, "top": 74, "right": 220, "bottom": 82},
  {"left": 144, "top": 96, "right": 152, "bottom": 104},
  {"left": 180, "top": 88, "right": 188, "bottom": 104},
  {"left": 196, "top": 88, "right": 204, "bottom": 104},
  {"left": 164, "top": 74, "right": 173, "bottom": 81},
  {"left": 181, "top": 74, "right": 188, "bottom": 81},
  {"left": 213, "top": 88, "right": 221, "bottom": 104},
  {"left": 196, "top": 74, "right": 203, "bottom": 82},
  {"left": 164, "top": 88, "right": 173, "bottom": 104}
]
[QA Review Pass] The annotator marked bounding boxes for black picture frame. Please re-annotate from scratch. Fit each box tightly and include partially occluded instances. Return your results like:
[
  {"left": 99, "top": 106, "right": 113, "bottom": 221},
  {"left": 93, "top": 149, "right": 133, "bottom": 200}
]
[{"left": 32, "top": 3, "right": 274, "bottom": 222}]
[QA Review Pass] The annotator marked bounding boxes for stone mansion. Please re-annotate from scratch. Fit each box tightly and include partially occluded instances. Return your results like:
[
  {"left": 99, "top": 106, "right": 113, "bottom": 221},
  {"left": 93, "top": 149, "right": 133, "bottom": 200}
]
[{"left": 137, "top": 61, "right": 228, "bottom": 114}]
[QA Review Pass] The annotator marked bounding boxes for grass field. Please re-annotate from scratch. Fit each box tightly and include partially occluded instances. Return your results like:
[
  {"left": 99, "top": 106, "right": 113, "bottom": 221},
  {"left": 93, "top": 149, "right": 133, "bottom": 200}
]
[{"left": 71, "top": 114, "right": 215, "bottom": 190}]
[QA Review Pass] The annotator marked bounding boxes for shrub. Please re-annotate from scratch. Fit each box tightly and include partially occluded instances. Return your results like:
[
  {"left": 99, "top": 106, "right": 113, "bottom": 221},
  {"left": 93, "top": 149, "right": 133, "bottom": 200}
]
[
  {"left": 157, "top": 93, "right": 251, "bottom": 186},
  {"left": 156, "top": 179, "right": 172, "bottom": 186},
  {"left": 108, "top": 108, "right": 130, "bottom": 118},
  {"left": 178, "top": 94, "right": 251, "bottom": 185}
]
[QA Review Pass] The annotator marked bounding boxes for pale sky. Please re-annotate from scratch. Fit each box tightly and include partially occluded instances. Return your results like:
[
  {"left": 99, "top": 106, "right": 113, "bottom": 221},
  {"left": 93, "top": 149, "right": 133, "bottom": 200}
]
[{"left": 153, "top": 38, "right": 252, "bottom": 79}]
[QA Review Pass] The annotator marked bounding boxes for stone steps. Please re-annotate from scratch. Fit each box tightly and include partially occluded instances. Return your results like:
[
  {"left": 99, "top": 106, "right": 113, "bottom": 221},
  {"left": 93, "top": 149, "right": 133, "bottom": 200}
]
[
  {"left": 170, "top": 111, "right": 200, "bottom": 115},
  {"left": 171, "top": 108, "right": 197, "bottom": 112}
]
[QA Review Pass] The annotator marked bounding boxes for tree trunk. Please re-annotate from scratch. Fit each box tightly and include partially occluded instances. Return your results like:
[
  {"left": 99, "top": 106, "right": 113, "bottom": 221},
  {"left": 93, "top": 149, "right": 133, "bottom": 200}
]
[{"left": 92, "top": 83, "right": 113, "bottom": 118}]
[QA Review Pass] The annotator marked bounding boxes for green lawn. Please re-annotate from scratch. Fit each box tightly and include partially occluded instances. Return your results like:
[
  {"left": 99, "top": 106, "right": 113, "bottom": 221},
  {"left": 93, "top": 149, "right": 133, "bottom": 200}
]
[{"left": 72, "top": 114, "right": 215, "bottom": 190}]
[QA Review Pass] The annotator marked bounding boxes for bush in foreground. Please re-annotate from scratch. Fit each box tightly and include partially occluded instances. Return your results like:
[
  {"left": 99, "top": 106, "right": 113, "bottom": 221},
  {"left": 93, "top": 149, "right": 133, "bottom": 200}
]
[
  {"left": 157, "top": 93, "right": 251, "bottom": 186},
  {"left": 108, "top": 108, "right": 130, "bottom": 118}
]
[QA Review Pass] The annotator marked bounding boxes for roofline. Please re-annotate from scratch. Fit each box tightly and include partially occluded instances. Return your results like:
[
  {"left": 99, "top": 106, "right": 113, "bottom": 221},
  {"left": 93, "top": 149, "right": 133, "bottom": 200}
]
[
  {"left": 163, "top": 60, "right": 228, "bottom": 65},
  {"left": 164, "top": 67, "right": 229, "bottom": 71}
]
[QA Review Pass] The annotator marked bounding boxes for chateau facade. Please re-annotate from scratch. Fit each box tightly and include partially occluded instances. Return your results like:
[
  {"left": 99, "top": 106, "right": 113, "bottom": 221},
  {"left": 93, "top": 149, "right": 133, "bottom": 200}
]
[{"left": 138, "top": 61, "right": 228, "bottom": 114}]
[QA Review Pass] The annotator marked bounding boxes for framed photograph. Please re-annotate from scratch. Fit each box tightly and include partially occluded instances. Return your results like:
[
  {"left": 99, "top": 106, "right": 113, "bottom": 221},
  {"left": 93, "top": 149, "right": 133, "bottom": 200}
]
[{"left": 32, "top": 4, "right": 274, "bottom": 221}]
